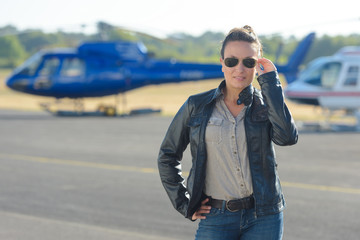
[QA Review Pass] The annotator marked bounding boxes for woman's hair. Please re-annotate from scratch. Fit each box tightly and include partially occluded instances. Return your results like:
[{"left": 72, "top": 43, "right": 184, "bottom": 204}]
[{"left": 220, "top": 25, "right": 262, "bottom": 59}]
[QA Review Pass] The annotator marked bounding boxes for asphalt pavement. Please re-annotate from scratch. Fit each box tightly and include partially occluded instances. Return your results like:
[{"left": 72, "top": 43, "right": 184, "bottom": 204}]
[{"left": 0, "top": 109, "right": 359, "bottom": 240}]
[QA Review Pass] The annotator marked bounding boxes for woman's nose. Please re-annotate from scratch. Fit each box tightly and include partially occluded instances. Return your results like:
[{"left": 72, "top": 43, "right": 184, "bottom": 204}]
[{"left": 235, "top": 62, "right": 246, "bottom": 72}]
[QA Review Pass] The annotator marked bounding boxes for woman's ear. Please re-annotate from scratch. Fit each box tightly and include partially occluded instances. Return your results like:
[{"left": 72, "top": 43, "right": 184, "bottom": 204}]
[{"left": 220, "top": 57, "right": 225, "bottom": 73}]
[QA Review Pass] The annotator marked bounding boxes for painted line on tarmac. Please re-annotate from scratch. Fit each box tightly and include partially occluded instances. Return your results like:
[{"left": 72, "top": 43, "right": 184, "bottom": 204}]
[
  {"left": 0, "top": 210, "right": 177, "bottom": 240},
  {"left": 0, "top": 153, "right": 158, "bottom": 174},
  {"left": 1, "top": 153, "right": 360, "bottom": 195},
  {"left": 281, "top": 181, "right": 360, "bottom": 195}
]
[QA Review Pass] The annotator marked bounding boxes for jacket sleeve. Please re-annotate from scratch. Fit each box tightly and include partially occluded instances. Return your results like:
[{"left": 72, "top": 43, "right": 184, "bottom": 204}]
[
  {"left": 257, "top": 71, "right": 298, "bottom": 146},
  {"left": 157, "top": 98, "right": 192, "bottom": 217}
]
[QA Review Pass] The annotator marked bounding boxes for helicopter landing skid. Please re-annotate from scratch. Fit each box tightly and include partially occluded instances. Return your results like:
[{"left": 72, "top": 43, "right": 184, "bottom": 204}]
[
  {"left": 40, "top": 101, "right": 117, "bottom": 117},
  {"left": 296, "top": 109, "right": 360, "bottom": 133},
  {"left": 39, "top": 100, "right": 161, "bottom": 117}
]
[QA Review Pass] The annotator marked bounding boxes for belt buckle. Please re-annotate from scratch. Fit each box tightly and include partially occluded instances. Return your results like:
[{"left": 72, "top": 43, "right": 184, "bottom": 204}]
[{"left": 226, "top": 200, "right": 240, "bottom": 212}]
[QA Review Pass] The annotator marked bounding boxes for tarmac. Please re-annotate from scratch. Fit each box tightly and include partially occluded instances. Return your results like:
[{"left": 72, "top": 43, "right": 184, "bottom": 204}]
[{"left": 0, "top": 109, "right": 359, "bottom": 240}]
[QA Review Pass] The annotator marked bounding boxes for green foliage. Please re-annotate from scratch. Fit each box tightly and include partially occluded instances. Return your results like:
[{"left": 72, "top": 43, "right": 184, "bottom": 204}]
[
  {"left": 0, "top": 35, "right": 27, "bottom": 67},
  {"left": 0, "top": 25, "right": 18, "bottom": 37},
  {"left": 1, "top": 22, "right": 360, "bottom": 69},
  {"left": 18, "top": 31, "right": 88, "bottom": 54},
  {"left": 18, "top": 31, "right": 58, "bottom": 53},
  {"left": 139, "top": 31, "right": 224, "bottom": 63},
  {"left": 304, "top": 34, "right": 360, "bottom": 64}
]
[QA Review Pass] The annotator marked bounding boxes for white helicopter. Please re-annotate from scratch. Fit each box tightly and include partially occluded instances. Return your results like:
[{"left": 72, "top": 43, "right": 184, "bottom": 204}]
[{"left": 285, "top": 46, "right": 360, "bottom": 131}]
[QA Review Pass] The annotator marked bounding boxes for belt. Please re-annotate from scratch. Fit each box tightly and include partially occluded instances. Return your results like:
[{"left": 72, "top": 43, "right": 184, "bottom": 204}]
[{"left": 207, "top": 195, "right": 255, "bottom": 212}]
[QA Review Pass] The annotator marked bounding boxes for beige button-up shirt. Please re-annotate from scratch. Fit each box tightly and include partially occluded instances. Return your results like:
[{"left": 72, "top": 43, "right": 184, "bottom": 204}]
[{"left": 204, "top": 94, "right": 253, "bottom": 200}]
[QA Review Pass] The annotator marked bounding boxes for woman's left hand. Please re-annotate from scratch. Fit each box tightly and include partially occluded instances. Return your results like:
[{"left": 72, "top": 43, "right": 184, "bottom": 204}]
[{"left": 256, "top": 58, "right": 277, "bottom": 75}]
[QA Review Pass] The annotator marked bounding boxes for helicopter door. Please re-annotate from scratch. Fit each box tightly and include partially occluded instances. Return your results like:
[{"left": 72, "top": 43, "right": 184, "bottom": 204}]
[
  {"left": 59, "top": 57, "right": 85, "bottom": 81},
  {"left": 342, "top": 65, "right": 359, "bottom": 88},
  {"left": 34, "top": 57, "right": 60, "bottom": 89},
  {"left": 320, "top": 62, "right": 341, "bottom": 89}
]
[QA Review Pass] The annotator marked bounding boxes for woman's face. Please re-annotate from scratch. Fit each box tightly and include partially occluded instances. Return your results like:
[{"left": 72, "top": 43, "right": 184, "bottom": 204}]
[{"left": 220, "top": 41, "right": 258, "bottom": 93}]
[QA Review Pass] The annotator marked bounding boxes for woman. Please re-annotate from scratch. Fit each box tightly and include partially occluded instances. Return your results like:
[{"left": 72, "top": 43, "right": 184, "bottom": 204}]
[{"left": 158, "top": 25, "right": 298, "bottom": 240}]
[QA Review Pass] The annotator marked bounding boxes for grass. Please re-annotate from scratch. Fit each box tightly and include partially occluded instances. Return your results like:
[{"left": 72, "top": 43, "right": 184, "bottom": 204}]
[{"left": 0, "top": 69, "right": 355, "bottom": 124}]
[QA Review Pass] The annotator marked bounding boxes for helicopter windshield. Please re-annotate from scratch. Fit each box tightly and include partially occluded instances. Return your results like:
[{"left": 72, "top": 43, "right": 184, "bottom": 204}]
[
  {"left": 15, "top": 52, "right": 43, "bottom": 76},
  {"left": 304, "top": 62, "right": 341, "bottom": 88}
]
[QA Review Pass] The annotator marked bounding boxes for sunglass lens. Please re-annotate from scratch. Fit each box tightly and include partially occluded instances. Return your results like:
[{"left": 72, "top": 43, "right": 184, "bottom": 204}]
[
  {"left": 242, "top": 58, "right": 256, "bottom": 68},
  {"left": 224, "top": 58, "right": 239, "bottom": 67}
]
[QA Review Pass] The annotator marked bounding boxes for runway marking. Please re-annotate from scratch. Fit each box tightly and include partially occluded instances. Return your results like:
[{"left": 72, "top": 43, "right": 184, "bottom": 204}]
[
  {"left": 0, "top": 210, "right": 177, "bottom": 240},
  {"left": 1, "top": 153, "right": 360, "bottom": 195},
  {"left": 0, "top": 153, "right": 158, "bottom": 174},
  {"left": 281, "top": 181, "right": 360, "bottom": 195}
]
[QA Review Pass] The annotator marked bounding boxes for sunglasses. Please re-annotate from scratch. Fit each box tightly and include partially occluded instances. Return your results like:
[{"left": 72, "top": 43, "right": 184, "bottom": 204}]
[{"left": 224, "top": 57, "right": 257, "bottom": 68}]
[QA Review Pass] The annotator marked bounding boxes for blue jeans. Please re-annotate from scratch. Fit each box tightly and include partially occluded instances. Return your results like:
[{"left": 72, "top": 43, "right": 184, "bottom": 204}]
[{"left": 195, "top": 207, "right": 283, "bottom": 240}]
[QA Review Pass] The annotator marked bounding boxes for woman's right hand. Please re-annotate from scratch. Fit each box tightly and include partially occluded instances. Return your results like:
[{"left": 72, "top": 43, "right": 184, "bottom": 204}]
[
  {"left": 256, "top": 58, "right": 277, "bottom": 75},
  {"left": 192, "top": 198, "right": 211, "bottom": 220}
]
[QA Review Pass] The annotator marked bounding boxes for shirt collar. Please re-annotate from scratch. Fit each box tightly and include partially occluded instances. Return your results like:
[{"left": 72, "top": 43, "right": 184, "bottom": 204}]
[{"left": 211, "top": 80, "right": 226, "bottom": 101}]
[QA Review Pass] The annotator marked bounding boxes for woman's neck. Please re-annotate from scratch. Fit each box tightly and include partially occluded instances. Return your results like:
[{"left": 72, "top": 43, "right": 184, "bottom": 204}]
[
  {"left": 223, "top": 87, "right": 245, "bottom": 117},
  {"left": 223, "top": 87, "right": 241, "bottom": 105}
]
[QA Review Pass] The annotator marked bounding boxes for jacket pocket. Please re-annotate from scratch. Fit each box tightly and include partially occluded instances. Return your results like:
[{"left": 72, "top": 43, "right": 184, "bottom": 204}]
[
  {"left": 187, "top": 116, "right": 202, "bottom": 144},
  {"left": 188, "top": 116, "right": 202, "bottom": 127}
]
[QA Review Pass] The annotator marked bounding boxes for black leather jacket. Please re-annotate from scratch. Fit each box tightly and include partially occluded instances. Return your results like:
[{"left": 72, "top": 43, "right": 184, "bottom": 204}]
[{"left": 158, "top": 71, "right": 298, "bottom": 220}]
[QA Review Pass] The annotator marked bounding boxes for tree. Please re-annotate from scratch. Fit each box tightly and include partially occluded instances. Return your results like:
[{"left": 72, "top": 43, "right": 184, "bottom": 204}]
[
  {"left": 0, "top": 25, "right": 18, "bottom": 37},
  {"left": 17, "top": 31, "right": 54, "bottom": 54},
  {"left": 0, "top": 35, "right": 27, "bottom": 67}
]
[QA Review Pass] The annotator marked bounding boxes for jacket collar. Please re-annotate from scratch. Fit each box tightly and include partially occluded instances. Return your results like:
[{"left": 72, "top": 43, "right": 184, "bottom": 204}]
[
  {"left": 237, "top": 85, "right": 254, "bottom": 106},
  {"left": 207, "top": 80, "right": 226, "bottom": 104},
  {"left": 209, "top": 80, "right": 254, "bottom": 107}
]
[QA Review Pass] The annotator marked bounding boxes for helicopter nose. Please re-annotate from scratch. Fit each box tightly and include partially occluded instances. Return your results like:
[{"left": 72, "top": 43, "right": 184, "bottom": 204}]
[{"left": 6, "top": 78, "right": 30, "bottom": 91}]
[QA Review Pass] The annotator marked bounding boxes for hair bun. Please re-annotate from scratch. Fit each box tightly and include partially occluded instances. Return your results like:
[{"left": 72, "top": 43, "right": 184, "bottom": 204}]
[
  {"left": 221, "top": 25, "right": 262, "bottom": 59},
  {"left": 242, "top": 25, "right": 253, "bottom": 33}
]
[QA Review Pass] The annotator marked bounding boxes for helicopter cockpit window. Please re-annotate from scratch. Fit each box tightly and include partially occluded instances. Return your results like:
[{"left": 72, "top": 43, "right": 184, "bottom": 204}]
[
  {"left": 305, "top": 62, "right": 341, "bottom": 88},
  {"left": 38, "top": 57, "right": 60, "bottom": 76},
  {"left": 17, "top": 53, "right": 42, "bottom": 76},
  {"left": 344, "top": 66, "right": 359, "bottom": 87},
  {"left": 60, "top": 58, "right": 85, "bottom": 77}
]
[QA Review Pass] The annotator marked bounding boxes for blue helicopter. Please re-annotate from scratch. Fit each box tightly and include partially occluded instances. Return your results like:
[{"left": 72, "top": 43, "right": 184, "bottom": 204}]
[{"left": 6, "top": 32, "right": 315, "bottom": 116}]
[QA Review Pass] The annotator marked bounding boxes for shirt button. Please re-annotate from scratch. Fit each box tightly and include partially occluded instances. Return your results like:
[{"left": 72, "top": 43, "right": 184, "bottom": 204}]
[
  {"left": 232, "top": 136, "right": 235, "bottom": 139},
  {"left": 234, "top": 151, "right": 237, "bottom": 154}
]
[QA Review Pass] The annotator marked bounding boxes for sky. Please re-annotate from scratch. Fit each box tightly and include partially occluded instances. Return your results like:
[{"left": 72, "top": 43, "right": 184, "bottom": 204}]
[{"left": 1, "top": 0, "right": 360, "bottom": 38}]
